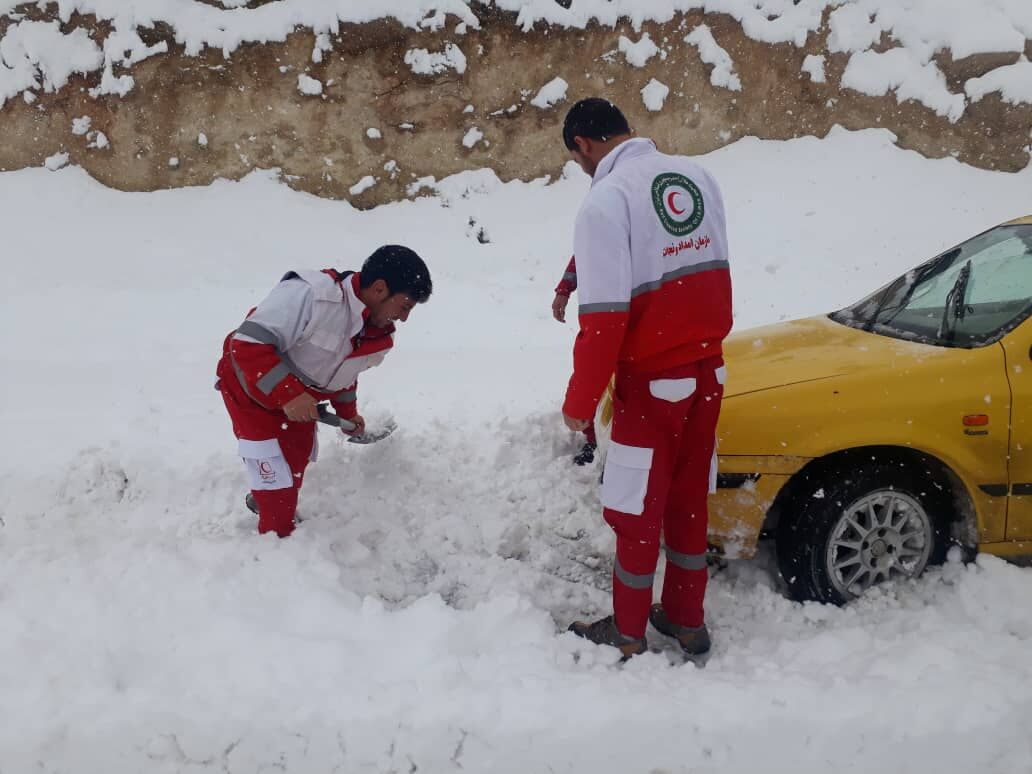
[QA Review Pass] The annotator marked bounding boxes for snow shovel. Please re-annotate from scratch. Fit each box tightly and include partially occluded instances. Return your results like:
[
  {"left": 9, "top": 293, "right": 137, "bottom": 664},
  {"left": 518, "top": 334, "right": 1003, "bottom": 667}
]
[{"left": 316, "top": 404, "right": 396, "bottom": 444}]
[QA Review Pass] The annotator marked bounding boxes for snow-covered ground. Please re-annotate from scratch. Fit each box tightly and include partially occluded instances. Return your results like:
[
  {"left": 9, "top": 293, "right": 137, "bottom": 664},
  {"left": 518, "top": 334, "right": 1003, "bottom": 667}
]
[{"left": 2, "top": 128, "right": 1032, "bottom": 773}]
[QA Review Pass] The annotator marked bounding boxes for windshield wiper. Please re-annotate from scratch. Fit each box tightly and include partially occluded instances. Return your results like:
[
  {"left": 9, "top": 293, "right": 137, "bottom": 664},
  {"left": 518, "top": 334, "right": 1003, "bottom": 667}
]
[
  {"left": 863, "top": 248, "right": 961, "bottom": 332},
  {"left": 937, "top": 260, "right": 972, "bottom": 342}
]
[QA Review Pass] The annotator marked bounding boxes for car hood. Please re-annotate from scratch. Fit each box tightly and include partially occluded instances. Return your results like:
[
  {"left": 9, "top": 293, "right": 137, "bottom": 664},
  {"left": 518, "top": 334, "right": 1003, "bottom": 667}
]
[{"left": 721, "top": 315, "right": 924, "bottom": 398}]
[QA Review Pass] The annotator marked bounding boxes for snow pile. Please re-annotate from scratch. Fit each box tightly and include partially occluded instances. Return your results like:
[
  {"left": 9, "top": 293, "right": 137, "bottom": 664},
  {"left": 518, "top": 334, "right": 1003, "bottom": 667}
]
[
  {"left": 823, "top": 1, "right": 1031, "bottom": 119},
  {"left": 70, "top": 115, "right": 92, "bottom": 136},
  {"left": 462, "top": 126, "right": 485, "bottom": 148},
  {"left": 618, "top": 32, "right": 661, "bottom": 67},
  {"left": 531, "top": 76, "right": 568, "bottom": 109},
  {"left": 0, "top": 20, "right": 102, "bottom": 107},
  {"left": 802, "top": 54, "right": 827, "bottom": 83},
  {"left": 641, "top": 78, "right": 670, "bottom": 111},
  {"left": 348, "top": 175, "right": 376, "bottom": 195},
  {"left": 311, "top": 32, "right": 332, "bottom": 64},
  {"left": 842, "top": 49, "right": 967, "bottom": 121},
  {"left": 404, "top": 43, "right": 467, "bottom": 75},
  {"left": 296, "top": 73, "right": 323, "bottom": 96},
  {"left": 90, "top": 27, "right": 167, "bottom": 98},
  {"left": 686, "top": 24, "right": 742, "bottom": 92},
  {"left": 966, "top": 58, "right": 1032, "bottom": 105},
  {"left": 42, "top": 151, "right": 68, "bottom": 170},
  {"left": 827, "top": 3, "right": 883, "bottom": 54},
  {"left": 2, "top": 128, "right": 1032, "bottom": 771}
]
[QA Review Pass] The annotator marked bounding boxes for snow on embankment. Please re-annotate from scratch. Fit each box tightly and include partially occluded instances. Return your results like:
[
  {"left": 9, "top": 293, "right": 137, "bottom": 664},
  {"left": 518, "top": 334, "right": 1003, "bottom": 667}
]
[
  {"left": 1, "top": 0, "right": 1029, "bottom": 112},
  {"left": 0, "top": 1, "right": 1029, "bottom": 200}
]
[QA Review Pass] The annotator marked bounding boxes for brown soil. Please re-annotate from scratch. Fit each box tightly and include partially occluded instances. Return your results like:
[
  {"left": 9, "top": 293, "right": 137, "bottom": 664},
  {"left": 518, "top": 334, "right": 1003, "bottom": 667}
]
[{"left": 1, "top": 9, "right": 1028, "bottom": 207}]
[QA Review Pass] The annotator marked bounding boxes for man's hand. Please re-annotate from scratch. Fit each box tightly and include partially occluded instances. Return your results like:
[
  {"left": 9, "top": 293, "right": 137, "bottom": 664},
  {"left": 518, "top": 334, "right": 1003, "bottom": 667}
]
[
  {"left": 283, "top": 392, "right": 319, "bottom": 422},
  {"left": 563, "top": 412, "right": 589, "bottom": 432},
  {"left": 342, "top": 414, "right": 366, "bottom": 437},
  {"left": 552, "top": 292, "right": 570, "bottom": 323}
]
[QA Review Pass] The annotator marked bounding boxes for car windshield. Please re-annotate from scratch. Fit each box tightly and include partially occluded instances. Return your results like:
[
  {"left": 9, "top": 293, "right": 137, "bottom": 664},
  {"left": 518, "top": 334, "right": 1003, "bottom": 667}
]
[{"left": 830, "top": 224, "right": 1032, "bottom": 348}]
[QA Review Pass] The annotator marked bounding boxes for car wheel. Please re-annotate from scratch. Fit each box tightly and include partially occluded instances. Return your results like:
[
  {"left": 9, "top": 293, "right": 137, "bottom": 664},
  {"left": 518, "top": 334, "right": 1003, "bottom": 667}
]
[{"left": 775, "top": 462, "right": 951, "bottom": 604}]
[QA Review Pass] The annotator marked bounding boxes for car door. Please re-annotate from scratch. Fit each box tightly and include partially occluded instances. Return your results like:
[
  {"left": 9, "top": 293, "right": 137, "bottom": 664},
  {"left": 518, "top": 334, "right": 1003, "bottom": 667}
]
[
  {"left": 890, "top": 222, "right": 1032, "bottom": 541},
  {"left": 958, "top": 225, "right": 1032, "bottom": 541},
  {"left": 1003, "top": 315, "right": 1032, "bottom": 540}
]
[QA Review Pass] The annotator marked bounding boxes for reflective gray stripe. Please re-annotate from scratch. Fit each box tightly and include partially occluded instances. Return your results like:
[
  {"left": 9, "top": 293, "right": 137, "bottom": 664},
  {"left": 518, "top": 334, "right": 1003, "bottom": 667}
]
[
  {"left": 332, "top": 389, "right": 357, "bottom": 403},
  {"left": 229, "top": 329, "right": 319, "bottom": 404},
  {"left": 665, "top": 547, "right": 707, "bottom": 571},
  {"left": 580, "top": 301, "right": 630, "bottom": 314},
  {"left": 562, "top": 272, "right": 577, "bottom": 282},
  {"left": 256, "top": 361, "right": 292, "bottom": 395},
  {"left": 236, "top": 319, "right": 282, "bottom": 348},
  {"left": 280, "top": 352, "right": 320, "bottom": 388},
  {"left": 230, "top": 355, "right": 267, "bottom": 407},
  {"left": 631, "top": 260, "right": 730, "bottom": 299},
  {"left": 236, "top": 319, "right": 321, "bottom": 391},
  {"left": 614, "top": 558, "right": 654, "bottom": 590}
]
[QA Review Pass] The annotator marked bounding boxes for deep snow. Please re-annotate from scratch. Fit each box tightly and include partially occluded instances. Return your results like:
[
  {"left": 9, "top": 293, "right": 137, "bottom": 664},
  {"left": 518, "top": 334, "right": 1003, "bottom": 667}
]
[{"left": 2, "top": 128, "right": 1032, "bottom": 773}]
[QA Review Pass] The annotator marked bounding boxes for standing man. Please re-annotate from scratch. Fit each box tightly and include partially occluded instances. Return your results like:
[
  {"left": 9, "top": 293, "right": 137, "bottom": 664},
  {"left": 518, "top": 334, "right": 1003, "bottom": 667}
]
[
  {"left": 560, "top": 99, "right": 733, "bottom": 659},
  {"left": 216, "top": 245, "right": 432, "bottom": 538},
  {"left": 552, "top": 255, "right": 598, "bottom": 465}
]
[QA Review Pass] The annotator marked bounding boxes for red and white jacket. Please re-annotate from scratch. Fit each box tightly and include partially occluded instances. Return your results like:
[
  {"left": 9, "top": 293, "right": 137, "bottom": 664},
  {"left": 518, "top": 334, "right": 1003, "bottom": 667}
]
[
  {"left": 223, "top": 270, "right": 393, "bottom": 419},
  {"left": 555, "top": 255, "right": 578, "bottom": 296},
  {"left": 564, "top": 138, "right": 733, "bottom": 420}
]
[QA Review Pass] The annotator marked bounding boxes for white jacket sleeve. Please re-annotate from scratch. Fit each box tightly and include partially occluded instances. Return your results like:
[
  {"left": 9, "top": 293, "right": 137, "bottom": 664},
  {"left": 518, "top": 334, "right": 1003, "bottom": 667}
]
[{"left": 572, "top": 188, "right": 633, "bottom": 313}]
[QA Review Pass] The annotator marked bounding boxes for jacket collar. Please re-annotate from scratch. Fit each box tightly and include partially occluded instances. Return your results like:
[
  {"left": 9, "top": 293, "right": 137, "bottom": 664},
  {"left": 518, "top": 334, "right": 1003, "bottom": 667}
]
[
  {"left": 342, "top": 272, "right": 371, "bottom": 323},
  {"left": 343, "top": 271, "right": 396, "bottom": 337},
  {"left": 592, "top": 137, "right": 657, "bottom": 186}
]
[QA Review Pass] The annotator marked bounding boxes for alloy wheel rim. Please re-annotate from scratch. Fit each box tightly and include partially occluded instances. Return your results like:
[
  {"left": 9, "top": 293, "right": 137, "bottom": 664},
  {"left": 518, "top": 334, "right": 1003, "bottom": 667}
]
[{"left": 825, "top": 489, "right": 933, "bottom": 599}]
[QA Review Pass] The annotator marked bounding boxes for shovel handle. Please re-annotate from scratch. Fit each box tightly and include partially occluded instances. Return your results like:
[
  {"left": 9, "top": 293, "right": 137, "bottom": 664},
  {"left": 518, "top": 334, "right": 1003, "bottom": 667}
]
[{"left": 316, "top": 404, "right": 357, "bottom": 433}]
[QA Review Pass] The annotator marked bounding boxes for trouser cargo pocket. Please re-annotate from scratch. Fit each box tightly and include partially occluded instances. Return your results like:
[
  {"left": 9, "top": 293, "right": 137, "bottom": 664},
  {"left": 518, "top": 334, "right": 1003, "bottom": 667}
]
[{"left": 601, "top": 441, "right": 654, "bottom": 515}]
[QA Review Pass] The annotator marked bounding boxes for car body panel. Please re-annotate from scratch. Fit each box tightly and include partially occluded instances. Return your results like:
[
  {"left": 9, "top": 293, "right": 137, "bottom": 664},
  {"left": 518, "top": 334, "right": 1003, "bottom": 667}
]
[
  {"left": 1003, "top": 215, "right": 1032, "bottom": 226},
  {"left": 703, "top": 215, "right": 1032, "bottom": 573},
  {"left": 1001, "top": 315, "right": 1032, "bottom": 540},
  {"left": 709, "top": 473, "right": 791, "bottom": 556},
  {"left": 708, "top": 274, "right": 1027, "bottom": 554}
]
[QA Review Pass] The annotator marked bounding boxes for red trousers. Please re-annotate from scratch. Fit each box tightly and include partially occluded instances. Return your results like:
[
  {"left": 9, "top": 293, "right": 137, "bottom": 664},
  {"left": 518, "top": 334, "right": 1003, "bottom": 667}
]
[
  {"left": 602, "top": 356, "right": 724, "bottom": 638},
  {"left": 216, "top": 356, "right": 315, "bottom": 537}
]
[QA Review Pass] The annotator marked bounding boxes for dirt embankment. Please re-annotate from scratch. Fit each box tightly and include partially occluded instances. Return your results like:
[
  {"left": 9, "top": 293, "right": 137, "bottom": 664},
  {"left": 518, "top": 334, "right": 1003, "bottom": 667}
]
[{"left": 2, "top": 7, "right": 1030, "bottom": 206}]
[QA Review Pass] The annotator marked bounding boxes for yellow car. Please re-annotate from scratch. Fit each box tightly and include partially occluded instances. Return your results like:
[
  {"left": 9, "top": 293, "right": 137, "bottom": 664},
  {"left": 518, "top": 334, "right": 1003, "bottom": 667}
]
[{"left": 711, "top": 215, "right": 1032, "bottom": 604}]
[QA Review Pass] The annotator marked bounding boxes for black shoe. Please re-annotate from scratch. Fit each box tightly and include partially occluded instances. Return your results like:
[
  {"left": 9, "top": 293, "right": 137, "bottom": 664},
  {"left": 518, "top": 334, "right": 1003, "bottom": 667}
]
[
  {"left": 649, "top": 604, "right": 711, "bottom": 656},
  {"left": 568, "top": 615, "right": 647, "bottom": 660},
  {"left": 573, "top": 441, "right": 597, "bottom": 466}
]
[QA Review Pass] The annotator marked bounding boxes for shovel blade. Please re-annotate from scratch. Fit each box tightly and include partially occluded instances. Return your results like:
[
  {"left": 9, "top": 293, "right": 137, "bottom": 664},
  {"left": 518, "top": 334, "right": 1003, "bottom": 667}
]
[{"left": 346, "top": 419, "right": 397, "bottom": 444}]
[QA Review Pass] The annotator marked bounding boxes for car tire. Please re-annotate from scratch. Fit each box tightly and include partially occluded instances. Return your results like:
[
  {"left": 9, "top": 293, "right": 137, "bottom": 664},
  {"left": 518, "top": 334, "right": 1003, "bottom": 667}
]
[{"left": 775, "top": 462, "right": 951, "bottom": 604}]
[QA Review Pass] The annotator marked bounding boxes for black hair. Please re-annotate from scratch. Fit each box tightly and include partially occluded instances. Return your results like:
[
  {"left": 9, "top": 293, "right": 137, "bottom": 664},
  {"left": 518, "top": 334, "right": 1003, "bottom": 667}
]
[
  {"left": 562, "top": 98, "right": 631, "bottom": 151},
  {"left": 358, "top": 245, "right": 433, "bottom": 303}
]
